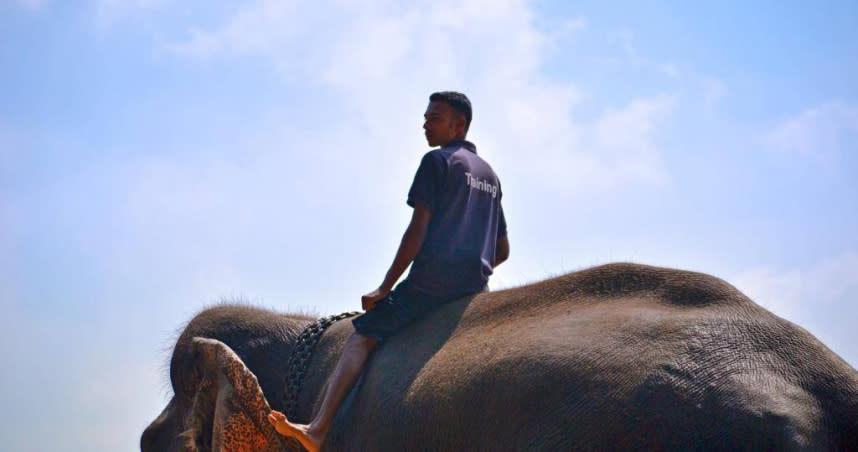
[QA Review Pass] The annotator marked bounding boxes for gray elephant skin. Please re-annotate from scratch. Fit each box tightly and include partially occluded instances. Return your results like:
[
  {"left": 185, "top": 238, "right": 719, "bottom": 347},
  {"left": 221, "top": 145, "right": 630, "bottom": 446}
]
[{"left": 141, "top": 262, "right": 858, "bottom": 451}]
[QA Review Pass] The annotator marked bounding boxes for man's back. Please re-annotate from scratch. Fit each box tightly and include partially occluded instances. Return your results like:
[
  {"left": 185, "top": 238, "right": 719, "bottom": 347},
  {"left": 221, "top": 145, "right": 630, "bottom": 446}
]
[{"left": 405, "top": 139, "right": 507, "bottom": 298}]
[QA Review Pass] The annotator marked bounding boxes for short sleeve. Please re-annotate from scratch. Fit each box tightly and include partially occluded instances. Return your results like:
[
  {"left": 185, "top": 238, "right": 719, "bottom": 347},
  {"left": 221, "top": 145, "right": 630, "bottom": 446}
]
[{"left": 407, "top": 152, "right": 445, "bottom": 213}]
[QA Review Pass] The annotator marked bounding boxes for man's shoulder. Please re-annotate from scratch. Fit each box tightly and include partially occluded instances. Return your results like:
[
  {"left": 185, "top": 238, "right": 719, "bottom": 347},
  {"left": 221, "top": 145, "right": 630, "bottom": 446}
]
[
  {"left": 418, "top": 149, "right": 449, "bottom": 169},
  {"left": 423, "top": 148, "right": 446, "bottom": 158},
  {"left": 449, "top": 147, "right": 498, "bottom": 178}
]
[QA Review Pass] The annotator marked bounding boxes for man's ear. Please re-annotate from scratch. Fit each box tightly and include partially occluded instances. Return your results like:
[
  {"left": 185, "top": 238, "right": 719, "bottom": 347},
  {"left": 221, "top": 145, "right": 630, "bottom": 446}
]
[{"left": 456, "top": 114, "right": 468, "bottom": 135}]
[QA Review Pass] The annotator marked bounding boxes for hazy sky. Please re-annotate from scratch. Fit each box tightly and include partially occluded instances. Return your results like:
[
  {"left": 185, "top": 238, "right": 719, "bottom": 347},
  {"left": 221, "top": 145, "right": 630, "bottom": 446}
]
[{"left": 2, "top": 1, "right": 856, "bottom": 451}]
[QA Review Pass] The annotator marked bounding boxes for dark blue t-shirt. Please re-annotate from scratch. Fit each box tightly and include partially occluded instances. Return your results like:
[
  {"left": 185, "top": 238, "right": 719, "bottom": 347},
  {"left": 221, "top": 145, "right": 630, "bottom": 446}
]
[{"left": 405, "top": 139, "right": 507, "bottom": 298}]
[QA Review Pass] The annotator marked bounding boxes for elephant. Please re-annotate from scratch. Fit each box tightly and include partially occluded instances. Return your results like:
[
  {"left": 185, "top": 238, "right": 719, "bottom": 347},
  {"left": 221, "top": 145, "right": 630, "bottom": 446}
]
[{"left": 141, "top": 262, "right": 858, "bottom": 451}]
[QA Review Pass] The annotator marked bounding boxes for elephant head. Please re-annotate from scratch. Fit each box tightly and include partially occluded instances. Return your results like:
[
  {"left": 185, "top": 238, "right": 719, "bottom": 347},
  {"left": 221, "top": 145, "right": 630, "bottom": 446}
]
[{"left": 141, "top": 305, "right": 312, "bottom": 452}]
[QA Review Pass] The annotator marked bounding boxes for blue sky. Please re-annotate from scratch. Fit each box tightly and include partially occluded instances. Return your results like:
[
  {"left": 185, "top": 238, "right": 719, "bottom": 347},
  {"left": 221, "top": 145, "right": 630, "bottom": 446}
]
[{"left": 2, "top": 1, "right": 856, "bottom": 450}]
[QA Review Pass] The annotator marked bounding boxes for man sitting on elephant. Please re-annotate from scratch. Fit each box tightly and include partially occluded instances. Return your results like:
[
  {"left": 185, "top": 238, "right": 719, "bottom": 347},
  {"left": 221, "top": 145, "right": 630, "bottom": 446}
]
[{"left": 267, "top": 91, "right": 510, "bottom": 452}]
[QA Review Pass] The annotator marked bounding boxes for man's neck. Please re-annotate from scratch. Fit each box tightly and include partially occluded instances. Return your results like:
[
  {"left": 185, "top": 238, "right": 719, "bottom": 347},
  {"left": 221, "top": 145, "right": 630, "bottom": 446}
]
[{"left": 440, "top": 135, "right": 468, "bottom": 147}]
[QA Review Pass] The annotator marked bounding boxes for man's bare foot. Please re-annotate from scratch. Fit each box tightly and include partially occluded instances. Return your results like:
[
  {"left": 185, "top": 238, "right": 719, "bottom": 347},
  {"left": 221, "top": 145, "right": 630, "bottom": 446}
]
[{"left": 267, "top": 410, "right": 323, "bottom": 452}]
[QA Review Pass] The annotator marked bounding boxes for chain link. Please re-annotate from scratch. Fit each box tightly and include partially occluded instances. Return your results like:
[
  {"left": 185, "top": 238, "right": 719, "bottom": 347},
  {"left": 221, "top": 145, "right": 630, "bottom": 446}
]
[{"left": 281, "top": 311, "right": 361, "bottom": 420}]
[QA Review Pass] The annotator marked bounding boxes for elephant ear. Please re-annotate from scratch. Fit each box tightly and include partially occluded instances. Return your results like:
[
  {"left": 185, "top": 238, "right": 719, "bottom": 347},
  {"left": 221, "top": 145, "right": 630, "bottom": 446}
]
[{"left": 179, "top": 337, "right": 299, "bottom": 452}]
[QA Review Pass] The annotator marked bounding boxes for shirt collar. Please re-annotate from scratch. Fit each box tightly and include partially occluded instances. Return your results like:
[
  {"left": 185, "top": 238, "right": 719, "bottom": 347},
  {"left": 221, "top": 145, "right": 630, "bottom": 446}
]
[{"left": 443, "top": 139, "right": 477, "bottom": 154}]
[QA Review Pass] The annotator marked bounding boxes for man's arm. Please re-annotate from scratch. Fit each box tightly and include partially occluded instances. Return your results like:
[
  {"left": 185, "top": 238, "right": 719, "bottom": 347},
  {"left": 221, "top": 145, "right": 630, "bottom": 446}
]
[
  {"left": 380, "top": 203, "right": 432, "bottom": 292},
  {"left": 362, "top": 203, "right": 432, "bottom": 310},
  {"left": 494, "top": 235, "right": 510, "bottom": 267}
]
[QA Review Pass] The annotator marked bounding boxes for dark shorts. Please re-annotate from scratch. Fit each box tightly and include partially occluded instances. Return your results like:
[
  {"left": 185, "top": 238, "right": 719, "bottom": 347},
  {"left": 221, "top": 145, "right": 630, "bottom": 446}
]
[{"left": 352, "top": 281, "right": 458, "bottom": 341}]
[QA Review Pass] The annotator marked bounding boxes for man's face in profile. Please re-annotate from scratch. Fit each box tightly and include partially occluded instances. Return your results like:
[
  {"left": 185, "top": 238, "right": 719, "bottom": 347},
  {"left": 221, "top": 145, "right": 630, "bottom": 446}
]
[{"left": 423, "top": 101, "right": 464, "bottom": 147}]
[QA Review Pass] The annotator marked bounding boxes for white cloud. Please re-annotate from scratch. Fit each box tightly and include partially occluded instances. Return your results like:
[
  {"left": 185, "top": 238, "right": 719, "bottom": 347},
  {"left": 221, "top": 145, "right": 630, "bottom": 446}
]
[
  {"left": 558, "top": 16, "right": 588, "bottom": 34},
  {"left": 167, "top": 0, "right": 303, "bottom": 59},
  {"left": 589, "top": 94, "right": 674, "bottom": 184},
  {"left": 167, "top": 0, "right": 674, "bottom": 193},
  {"left": 607, "top": 27, "right": 678, "bottom": 79},
  {"left": 763, "top": 101, "right": 858, "bottom": 162},
  {"left": 13, "top": 0, "right": 47, "bottom": 10},
  {"left": 731, "top": 251, "right": 858, "bottom": 367},
  {"left": 700, "top": 75, "right": 728, "bottom": 110},
  {"left": 94, "top": 0, "right": 172, "bottom": 27}
]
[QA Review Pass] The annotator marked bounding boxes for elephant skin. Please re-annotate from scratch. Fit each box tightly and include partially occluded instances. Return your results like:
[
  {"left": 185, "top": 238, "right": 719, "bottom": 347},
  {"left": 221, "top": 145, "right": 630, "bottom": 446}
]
[{"left": 141, "top": 262, "right": 858, "bottom": 451}]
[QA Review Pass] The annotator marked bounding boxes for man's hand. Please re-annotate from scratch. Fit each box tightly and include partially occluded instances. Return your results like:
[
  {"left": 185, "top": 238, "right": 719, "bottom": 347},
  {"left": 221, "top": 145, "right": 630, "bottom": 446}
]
[{"left": 361, "top": 287, "right": 390, "bottom": 312}]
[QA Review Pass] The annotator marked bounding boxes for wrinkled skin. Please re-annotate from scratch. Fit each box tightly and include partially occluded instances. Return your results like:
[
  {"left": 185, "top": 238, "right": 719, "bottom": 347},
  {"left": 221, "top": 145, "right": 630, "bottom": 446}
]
[{"left": 142, "top": 263, "right": 858, "bottom": 451}]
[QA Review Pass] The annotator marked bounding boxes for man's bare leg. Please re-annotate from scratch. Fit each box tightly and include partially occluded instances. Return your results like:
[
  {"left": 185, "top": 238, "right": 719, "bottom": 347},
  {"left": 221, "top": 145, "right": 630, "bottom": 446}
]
[{"left": 268, "top": 332, "right": 378, "bottom": 452}]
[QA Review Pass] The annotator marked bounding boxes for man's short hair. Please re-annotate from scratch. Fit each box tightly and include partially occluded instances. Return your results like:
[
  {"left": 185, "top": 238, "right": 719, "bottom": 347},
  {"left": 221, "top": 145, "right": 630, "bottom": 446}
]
[{"left": 430, "top": 91, "right": 472, "bottom": 132}]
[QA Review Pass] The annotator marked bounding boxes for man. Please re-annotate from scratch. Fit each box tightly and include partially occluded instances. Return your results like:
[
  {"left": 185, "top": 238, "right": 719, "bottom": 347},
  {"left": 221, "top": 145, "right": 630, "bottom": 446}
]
[{"left": 268, "top": 91, "right": 509, "bottom": 452}]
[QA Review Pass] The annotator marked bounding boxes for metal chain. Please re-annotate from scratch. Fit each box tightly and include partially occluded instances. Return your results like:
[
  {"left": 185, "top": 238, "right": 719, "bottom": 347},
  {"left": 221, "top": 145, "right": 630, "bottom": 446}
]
[{"left": 281, "top": 311, "right": 361, "bottom": 420}]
